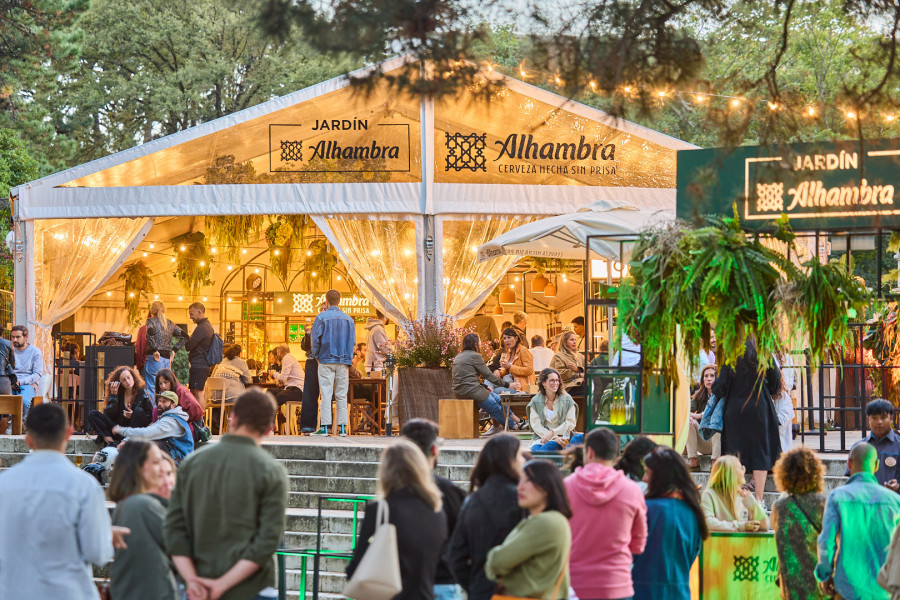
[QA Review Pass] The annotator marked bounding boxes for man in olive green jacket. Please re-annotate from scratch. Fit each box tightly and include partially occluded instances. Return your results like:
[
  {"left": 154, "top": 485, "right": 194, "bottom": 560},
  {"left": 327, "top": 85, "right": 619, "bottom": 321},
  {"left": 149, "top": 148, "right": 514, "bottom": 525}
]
[{"left": 165, "top": 389, "right": 288, "bottom": 600}]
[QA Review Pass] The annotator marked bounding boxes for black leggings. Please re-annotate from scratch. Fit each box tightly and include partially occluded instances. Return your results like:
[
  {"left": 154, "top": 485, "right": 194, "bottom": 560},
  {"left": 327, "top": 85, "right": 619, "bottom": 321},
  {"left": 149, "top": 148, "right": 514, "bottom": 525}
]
[{"left": 86, "top": 407, "right": 150, "bottom": 442}]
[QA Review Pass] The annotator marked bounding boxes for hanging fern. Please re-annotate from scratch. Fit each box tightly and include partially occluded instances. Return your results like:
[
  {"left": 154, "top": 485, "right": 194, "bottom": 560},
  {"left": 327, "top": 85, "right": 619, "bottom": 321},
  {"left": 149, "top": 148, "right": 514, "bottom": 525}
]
[
  {"left": 616, "top": 210, "right": 871, "bottom": 385},
  {"left": 120, "top": 261, "right": 154, "bottom": 328},
  {"left": 303, "top": 239, "right": 338, "bottom": 290},
  {"left": 205, "top": 215, "right": 265, "bottom": 263},
  {"left": 171, "top": 232, "right": 213, "bottom": 296}
]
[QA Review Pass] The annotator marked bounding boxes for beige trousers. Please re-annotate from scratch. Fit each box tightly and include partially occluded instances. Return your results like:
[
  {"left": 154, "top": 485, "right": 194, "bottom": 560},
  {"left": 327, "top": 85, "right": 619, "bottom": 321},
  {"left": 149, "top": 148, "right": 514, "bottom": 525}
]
[{"left": 687, "top": 418, "right": 721, "bottom": 459}]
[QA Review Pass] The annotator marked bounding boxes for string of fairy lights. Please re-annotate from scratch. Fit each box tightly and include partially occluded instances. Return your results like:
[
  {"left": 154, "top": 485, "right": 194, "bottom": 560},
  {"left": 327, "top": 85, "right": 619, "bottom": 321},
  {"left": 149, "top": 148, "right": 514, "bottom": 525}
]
[
  {"left": 102, "top": 240, "right": 351, "bottom": 303},
  {"left": 486, "top": 61, "right": 897, "bottom": 125}
]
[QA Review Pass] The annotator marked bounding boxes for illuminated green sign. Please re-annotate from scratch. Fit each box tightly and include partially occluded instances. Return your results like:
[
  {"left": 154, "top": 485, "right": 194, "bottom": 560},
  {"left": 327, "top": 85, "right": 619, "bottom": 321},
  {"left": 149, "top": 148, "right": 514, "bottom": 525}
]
[{"left": 677, "top": 138, "right": 900, "bottom": 230}]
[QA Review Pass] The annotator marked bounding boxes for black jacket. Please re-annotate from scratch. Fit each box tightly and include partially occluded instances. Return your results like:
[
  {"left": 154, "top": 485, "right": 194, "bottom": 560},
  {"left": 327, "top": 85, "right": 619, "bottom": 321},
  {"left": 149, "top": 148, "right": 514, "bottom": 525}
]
[
  {"left": 434, "top": 474, "right": 466, "bottom": 585},
  {"left": 348, "top": 488, "right": 448, "bottom": 600},
  {"left": 446, "top": 475, "right": 525, "bottom": 600},
  {"left": 185, "top": 318, "right": 214, "bottom": 368},
  {"left": 104, "top": 388, "right": 154, "bottom": 428}
]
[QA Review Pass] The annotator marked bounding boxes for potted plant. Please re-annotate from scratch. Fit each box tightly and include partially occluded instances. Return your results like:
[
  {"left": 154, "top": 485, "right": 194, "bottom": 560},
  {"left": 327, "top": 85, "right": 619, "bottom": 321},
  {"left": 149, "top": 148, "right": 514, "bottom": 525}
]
[{"left": 394, "top": 316, "right": 472, "bottom": 424}]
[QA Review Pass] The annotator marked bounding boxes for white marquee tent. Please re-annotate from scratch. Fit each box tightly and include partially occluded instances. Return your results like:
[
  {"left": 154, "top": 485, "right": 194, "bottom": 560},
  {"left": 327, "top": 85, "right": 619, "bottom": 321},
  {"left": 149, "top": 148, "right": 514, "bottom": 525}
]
[{"left": 10, "top": 55, "right": 696, "bottom": 367}]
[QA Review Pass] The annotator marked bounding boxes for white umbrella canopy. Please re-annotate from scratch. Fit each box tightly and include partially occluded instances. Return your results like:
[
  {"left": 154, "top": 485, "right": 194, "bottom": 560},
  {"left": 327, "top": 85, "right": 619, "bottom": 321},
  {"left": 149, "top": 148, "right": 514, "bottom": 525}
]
[{"left": 476, "top": 199, "right": 673, "bottom": 263}]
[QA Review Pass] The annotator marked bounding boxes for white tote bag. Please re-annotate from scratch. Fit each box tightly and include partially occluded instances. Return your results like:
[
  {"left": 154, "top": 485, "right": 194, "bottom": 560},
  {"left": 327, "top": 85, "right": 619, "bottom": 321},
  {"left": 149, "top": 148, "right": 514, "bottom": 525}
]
[{"left": 343, "top": 500, "right": 402, "bottom": 600}]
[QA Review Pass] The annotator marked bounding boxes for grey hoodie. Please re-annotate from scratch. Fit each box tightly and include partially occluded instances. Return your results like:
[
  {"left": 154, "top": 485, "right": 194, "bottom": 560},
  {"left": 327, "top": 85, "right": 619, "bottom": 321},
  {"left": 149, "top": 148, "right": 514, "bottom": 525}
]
[
  {"left": 365, "top": 318, "right": 389, "bottom": 371},
  {"left": 119, "top": 406, "right": 190, "bottom": 441}
]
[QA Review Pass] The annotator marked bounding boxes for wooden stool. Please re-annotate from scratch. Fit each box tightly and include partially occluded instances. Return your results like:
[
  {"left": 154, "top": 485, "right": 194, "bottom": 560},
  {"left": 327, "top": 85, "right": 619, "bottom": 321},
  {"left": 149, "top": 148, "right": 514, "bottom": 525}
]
[
  {"left": 285, "top": 401, "right": 303, "bottom": 435},
  {"left": 0, "top": 395, "right": 24, "bottom": 435},
  {"left": 439, "top": 398, "right": 478, "bottom": 439}
]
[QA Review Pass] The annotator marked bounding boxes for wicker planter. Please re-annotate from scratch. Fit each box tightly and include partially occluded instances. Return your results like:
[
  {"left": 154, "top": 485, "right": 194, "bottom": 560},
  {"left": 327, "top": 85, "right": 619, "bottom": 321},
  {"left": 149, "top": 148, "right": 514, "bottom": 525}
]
[{"left": 397, "top": 366, "right": 453, "bottom": 425}]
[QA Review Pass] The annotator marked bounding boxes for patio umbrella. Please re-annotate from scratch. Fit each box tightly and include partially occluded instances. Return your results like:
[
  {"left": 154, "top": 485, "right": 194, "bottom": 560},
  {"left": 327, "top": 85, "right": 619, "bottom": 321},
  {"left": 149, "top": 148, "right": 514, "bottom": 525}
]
[{"left": 476, "top": 199, "right": 672, "bottom": 263}]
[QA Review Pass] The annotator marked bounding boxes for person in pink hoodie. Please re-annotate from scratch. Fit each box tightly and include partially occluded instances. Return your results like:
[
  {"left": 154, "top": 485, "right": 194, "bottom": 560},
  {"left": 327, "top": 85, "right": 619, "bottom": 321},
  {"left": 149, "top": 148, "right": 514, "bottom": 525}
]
[{"left": 564, "top": 428, "right": 648, "bottom": 600}]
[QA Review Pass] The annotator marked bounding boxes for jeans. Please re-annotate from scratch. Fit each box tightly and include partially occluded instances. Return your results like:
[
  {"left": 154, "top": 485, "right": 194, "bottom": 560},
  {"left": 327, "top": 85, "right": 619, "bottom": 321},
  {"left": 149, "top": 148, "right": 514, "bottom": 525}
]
[
  {"left": 19, "top": 384, "right": 36, "bottom": 415},
  {"left": 480, "top": 392, "right": 515, "bottom": 427},
  {"left": 531, "top": 440, "right": 565, "bottom": 452},
  {"left": 569, "top": 433, "right": 584, "bottom": 446},
  {"left": 142, "top": 355, "right": 170, "bottom": 399},
  {"left": 433, "top": 584, "right": 464, "bottom": 600},
  {"left": 318, "top": 362, "right": 349, "bottom": 426}
]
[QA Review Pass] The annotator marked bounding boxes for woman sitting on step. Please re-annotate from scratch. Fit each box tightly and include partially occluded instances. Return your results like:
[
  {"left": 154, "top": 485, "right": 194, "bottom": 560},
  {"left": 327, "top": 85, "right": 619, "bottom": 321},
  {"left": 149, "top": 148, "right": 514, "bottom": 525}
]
[
  {"left": 527, "top": 368, "right": 579, "bottom": 452},
  {"left": 701, "top": 455, "right": 769, "bottom": 532}
]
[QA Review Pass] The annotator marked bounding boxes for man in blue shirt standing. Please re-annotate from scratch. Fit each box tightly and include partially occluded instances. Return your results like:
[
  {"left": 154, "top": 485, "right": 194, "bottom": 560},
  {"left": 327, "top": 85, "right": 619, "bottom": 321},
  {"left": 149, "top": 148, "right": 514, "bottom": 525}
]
[
  {"left": 0, "top": 403, "right": 114, "bottom": 599},
  {"left": 817, "top": 442, "right": 900, "bottom": 599},
  {"left": 310, "top": 289, "right": 356, "bottom": 437}
]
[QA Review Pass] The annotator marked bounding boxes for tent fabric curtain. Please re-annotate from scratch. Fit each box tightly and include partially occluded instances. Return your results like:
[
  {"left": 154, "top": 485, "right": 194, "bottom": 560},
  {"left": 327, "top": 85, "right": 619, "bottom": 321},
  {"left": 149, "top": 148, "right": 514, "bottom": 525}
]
[
  {"left": 313, "top": 216, "right": 419, "bottom": 322},
  {"left": 440, "top": 218, "right": 535, "bottom": 319},
  {"left": 32, "top": 218, "right": 153, "bottom": 381}
]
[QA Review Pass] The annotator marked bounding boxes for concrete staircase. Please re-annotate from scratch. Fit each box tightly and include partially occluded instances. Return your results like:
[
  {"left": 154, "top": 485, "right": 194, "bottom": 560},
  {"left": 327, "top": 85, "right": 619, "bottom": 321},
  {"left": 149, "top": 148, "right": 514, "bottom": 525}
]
[
  {"left": 0, "top": 436, "right": 479, "bottom": 599},
  {"left": 0, "top": 436, "right": 853, "bottom": 598}
]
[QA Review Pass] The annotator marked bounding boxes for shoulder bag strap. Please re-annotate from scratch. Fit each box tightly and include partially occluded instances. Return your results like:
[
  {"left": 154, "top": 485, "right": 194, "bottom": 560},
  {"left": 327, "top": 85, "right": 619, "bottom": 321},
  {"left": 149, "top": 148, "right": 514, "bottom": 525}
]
[
  {"left": 789, "top": 495, "right": 821, "bottom": 533},
  {"left": 548, "top": 550, "right": 570, "bottom": 600},
  {"left": 376, "top": 499, "right": 389, "bottom": 529}
]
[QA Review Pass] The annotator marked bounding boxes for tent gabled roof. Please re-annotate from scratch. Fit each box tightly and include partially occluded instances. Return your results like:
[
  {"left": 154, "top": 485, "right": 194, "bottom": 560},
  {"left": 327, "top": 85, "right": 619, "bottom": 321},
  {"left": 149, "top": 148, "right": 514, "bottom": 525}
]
[{"left": 13, "top": 54, "right": 697, "bottom": 220}]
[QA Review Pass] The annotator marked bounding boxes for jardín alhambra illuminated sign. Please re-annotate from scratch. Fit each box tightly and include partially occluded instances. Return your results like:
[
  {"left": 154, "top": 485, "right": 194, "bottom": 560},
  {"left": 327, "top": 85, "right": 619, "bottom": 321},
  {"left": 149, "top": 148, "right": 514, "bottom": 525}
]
[
  {"left": 269, "top": 118, "right": 411, "bottom": 173},
  {"left": 676, "top": 138, "right": 900, "bottom": 230}
]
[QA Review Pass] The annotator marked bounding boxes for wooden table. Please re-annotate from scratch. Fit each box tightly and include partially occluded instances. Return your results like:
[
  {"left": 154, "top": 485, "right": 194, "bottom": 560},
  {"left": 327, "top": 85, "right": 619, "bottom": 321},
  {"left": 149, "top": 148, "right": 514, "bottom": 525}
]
[
  {"left": 498, "top": 392, "right": 535, "bottom": 431},
  {"left": 348, "top": 377, "right": 386, "bottom": 435}
]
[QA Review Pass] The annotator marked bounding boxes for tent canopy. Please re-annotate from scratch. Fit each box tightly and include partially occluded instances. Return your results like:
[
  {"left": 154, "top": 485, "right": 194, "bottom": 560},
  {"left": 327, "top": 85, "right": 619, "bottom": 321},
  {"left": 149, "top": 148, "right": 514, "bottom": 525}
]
[
  {"left": 477, "top": 200, "right": 670, "bottom": 263},
  {"left": 11, "top": 56, "right": 697, "bottom": 221}
]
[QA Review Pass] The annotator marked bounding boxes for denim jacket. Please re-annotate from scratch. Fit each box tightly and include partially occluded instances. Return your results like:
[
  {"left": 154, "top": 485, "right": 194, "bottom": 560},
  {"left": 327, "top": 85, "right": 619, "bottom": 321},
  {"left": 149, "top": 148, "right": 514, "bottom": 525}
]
[
  {"left": 815, "top": 472, "right": 900, "bottom": 600},
  {"left": 699, "top": 393, "right": 724, "bottom": 441},
  {"left": 310, "top": 306, "right": 356, "bottom": 365}
]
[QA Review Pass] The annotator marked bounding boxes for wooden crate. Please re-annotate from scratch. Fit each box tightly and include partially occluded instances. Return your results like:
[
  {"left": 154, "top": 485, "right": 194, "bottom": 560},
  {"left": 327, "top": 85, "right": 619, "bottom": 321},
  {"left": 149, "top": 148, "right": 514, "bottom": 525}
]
[{"left": 438, "top": 398, "right": 478, "bottom": 439}]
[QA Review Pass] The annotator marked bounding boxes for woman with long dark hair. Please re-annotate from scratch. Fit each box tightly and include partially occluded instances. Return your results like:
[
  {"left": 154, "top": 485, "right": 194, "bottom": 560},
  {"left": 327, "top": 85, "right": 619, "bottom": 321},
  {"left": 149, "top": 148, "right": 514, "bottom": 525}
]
[
  {"left": 527, "top": 368, "right": 577, "bottom": 452},
  {"left": 347, "top": 440, "right": 447, "bottom": 600},
  {"left": 712, "top": 337, "right": 782, "bottom": 502},
  {"left": 494, "top": 328, "right": 535, "bottom": 390},
  {"left": 86, "top": 365, "right": 153, "bottom": 445},
  {"left": 486, "top": 460, "right": 572, "bottom": 600},
  {"left": 632, "top": 447, "right": 709, "bottom": 600},
  {"left": 153, "top": 368, "right": 203, "bottom": 426},
  {"left": 447, "top": 434, "right": 525, "bottom": 600},
  {"left": 108, "top": 440, "right": 178, "bottom": 600},
  {"left": 614, "top": 436, "right": 658, "bottom": 492},
  {"left": 687, "top": 363, "right": 720, "bottom": 468},
  {"left": 452, "top": 332, "right": 525, "bottom": 435}
]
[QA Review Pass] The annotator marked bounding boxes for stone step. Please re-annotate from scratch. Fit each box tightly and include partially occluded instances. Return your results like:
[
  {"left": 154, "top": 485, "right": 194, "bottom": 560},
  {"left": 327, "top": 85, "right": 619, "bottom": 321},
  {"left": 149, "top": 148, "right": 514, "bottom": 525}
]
[
  {"left": 279, "top": 458, "right": 472, "bottom": 482},
  {"left": 287, "top": 569, "right": 349, "bottom": 594},
  {"left": 287, "top": 475, "right": 469, "bottom": 496},
  {"left": 691, "top": 471, "right": 847, "bottom": 493},
  {"left": 694, "top": 452, "right": 849, "bottom": 477}
]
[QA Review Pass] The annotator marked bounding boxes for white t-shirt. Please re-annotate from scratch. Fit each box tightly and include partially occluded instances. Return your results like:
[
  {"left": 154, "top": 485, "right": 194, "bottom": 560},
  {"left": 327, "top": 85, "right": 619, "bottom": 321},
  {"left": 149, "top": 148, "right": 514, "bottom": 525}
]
[{"left": 531, "top": 346, "right": 555, "bottom": 373}]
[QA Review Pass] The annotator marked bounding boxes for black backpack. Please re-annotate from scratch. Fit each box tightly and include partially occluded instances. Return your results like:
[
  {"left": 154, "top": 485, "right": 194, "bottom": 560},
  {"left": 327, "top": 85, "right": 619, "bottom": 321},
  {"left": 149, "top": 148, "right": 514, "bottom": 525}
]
[{"left": 205, "top": 332, "right": 224, "bottom": 366}]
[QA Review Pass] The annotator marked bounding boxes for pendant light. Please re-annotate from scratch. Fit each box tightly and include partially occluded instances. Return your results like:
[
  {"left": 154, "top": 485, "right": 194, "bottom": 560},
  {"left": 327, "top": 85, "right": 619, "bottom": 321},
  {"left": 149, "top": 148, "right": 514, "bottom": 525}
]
[
  {"left": 543, "top": 276, "right": 557, "bottom": 298},
  {"left": 532, "top": 273, "right": 549, "bottom": 293},
  {"left": 499, "top": 283, "right": 517, "bottom": 305},
  {"left": 493, "top": 302, "right": 504, "bottom": 315}
]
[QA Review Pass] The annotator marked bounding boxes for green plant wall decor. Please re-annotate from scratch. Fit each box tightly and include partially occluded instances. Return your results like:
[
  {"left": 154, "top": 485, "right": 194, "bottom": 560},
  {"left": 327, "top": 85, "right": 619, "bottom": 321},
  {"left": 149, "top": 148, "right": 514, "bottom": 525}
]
[{"left": 205, "top": 215, "right": 265, "bottom": 263}]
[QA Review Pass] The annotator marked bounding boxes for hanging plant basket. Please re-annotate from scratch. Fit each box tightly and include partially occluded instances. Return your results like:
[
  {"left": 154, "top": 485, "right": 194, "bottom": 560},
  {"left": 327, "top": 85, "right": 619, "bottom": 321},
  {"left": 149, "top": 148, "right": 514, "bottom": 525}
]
[
  {"left": 616, "top": 211, "right": 871, "bottom": 384},
  {"left": 265, "top": 215, "right": 311, "bottom": 283},
  {"left": 170, "top": 232, "right": 213, "bottom": 296},
  {"left": 120, "top": 261, "right": 154, "bottom": 328},
  {"left": 303, "top": 239, "right": 338, "bottom": 290},
  {"left": 205, "top": 215, "right": 265, "bottom": 263}
]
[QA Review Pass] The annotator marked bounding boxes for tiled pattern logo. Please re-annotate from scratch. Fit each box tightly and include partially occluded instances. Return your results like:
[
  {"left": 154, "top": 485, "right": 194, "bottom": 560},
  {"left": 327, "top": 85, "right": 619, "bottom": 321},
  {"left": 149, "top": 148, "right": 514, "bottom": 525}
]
[
  {"left": 732, "top": 555, "right": 760, "bottom": 582},
  {"left": 280, "top": 140, "right": 303, "bottom": 162},
  {"left": 445, "top": 132, "right": 486, "bottom": 172},
  {"left": 755, "top": 182, "right": 784, "bottom": 212}
]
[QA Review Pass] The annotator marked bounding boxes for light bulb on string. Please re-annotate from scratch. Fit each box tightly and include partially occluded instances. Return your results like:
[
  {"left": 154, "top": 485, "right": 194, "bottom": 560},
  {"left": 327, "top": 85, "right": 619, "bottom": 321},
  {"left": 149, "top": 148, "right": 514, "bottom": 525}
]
[
  {"left": 106, "top": 291, "right": 112, "bottom": 297},
  {"left": 199, "top": 260, "right": 206, "bottom": 267},
  {"left": 203, "top": 297, "right": 207, "bottom": 302},
  {"left": 142, "top": 252, "right": 148, "bottom": 257},
  {"left": 242, "top": 249, "right": 247, "bottom": 254},
  {"left": 154, "top": 294, "right": 159, "bottom": 300},
  {"left": 149, "top": 243, "right": 155, "bottom": 249},
  {"left": 274, "top": 249, "right": 280, "bottom": 256},
  {"left": 211, "top": 247, "right": 216, "bottom": 254},
  {"left": 178, "top": 296, "right": 183, "bottom": 301},
  {"left": 171, "top": 257, "right": 176, "bottom": 263},
  {"left": 180, "top": 245, "right": 186, "bottom": 252},
  {"left": 227, "top": 265, "right": 233, "bottom": 271}
]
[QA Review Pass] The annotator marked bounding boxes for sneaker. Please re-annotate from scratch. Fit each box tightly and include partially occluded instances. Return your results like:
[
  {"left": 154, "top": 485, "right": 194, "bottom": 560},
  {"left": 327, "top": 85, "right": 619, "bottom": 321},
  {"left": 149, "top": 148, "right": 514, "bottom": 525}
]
[
  {"left": 481, "top": 424, "right": 504, "bottom": 437},
  {"left": 300, "top": 427, "right": 316, "bottom": 435},
  {"left": 515, "top": 419, "right": 530, "bottom": 431},
  {"left": 338, "top": 425, "right": 348, "bottom": 437},
  {"left": 311, "top": 427, "right": 329, "bottom": 436}
]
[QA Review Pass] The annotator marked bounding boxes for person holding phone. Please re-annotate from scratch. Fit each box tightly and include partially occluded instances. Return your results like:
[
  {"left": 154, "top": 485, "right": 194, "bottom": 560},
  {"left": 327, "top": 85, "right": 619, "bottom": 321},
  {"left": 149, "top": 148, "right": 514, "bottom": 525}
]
[{"left": 86, "top": 366, "right": 153, "bottom": 446}]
